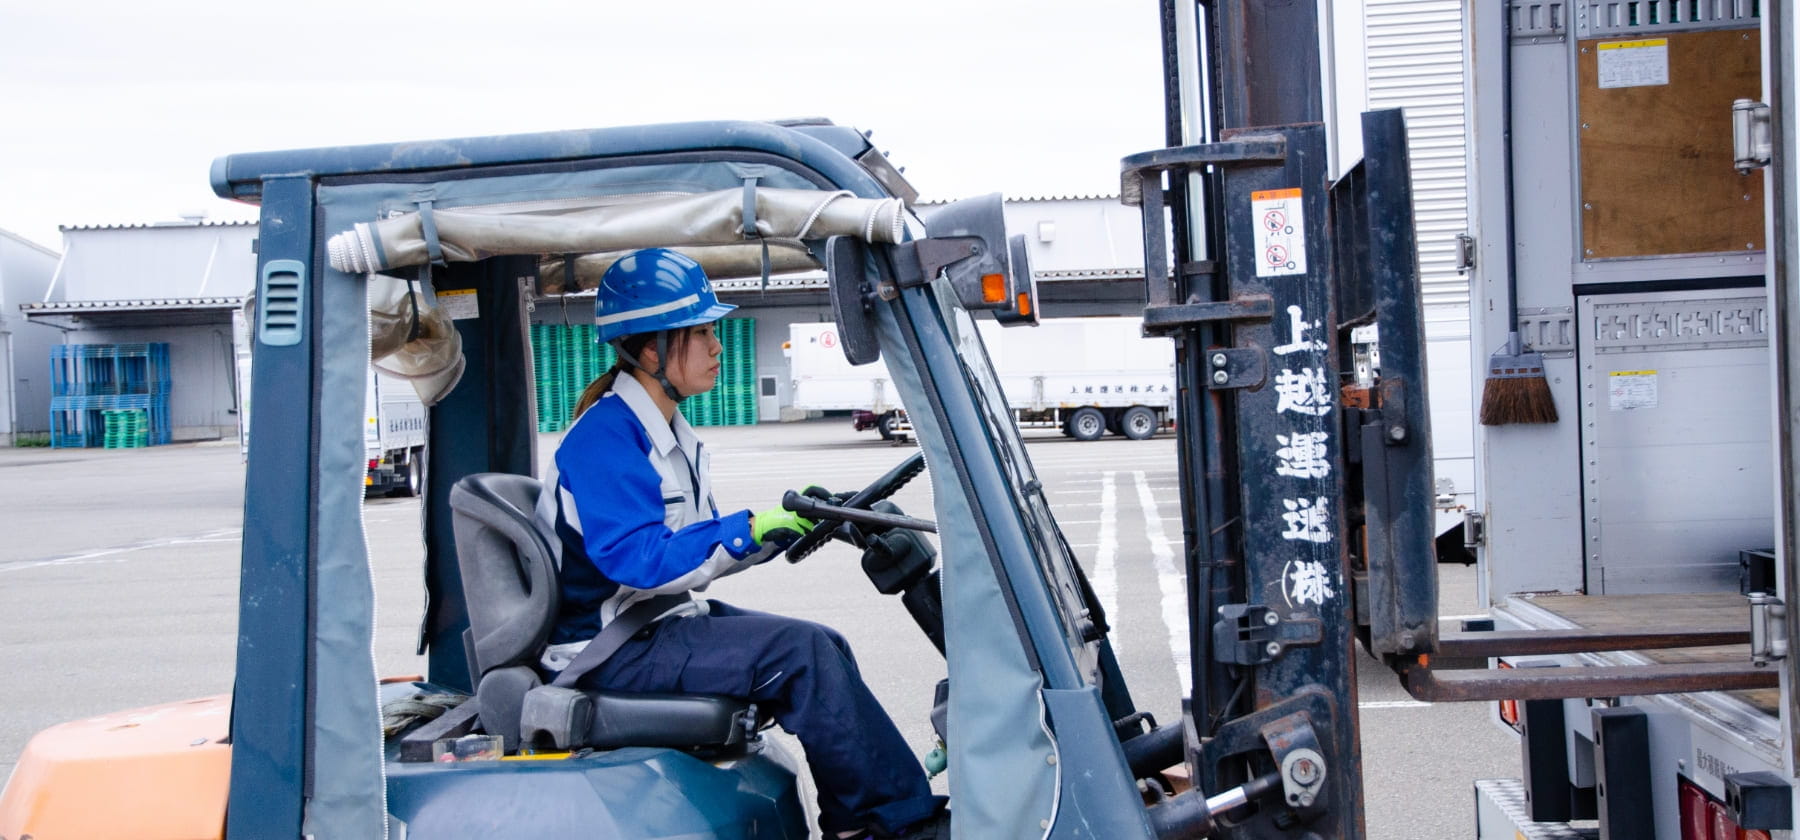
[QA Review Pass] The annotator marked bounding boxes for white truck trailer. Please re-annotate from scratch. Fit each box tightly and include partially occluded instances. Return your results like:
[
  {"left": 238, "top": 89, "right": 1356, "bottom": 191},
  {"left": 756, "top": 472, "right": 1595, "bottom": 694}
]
[
  {"left": 787, "top": 316, "right": 1176, "bottom": 441},
  {"left": 1455, "top": 4, "right": 1800, "bottom": 837}
]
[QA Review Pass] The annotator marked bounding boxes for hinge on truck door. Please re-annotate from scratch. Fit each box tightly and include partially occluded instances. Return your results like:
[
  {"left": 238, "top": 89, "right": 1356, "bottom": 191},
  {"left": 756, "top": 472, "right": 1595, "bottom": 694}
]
[
  {"left": 1749, "top": 592, "right": 1788, "bottom": 666},
  {"left": 1463, "top": 512, "right": 1486, "bottom": 548},
  {"left": 1455, "top": 232, "right": 1476, "bottom": 273},
  {"left": 1733, "top": 99, "right": 1773, "bottom": 174}
]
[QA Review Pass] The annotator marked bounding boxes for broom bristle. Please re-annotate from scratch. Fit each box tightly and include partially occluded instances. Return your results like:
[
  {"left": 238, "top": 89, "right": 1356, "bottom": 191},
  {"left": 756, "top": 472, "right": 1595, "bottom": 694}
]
[{"left": 1479, "top": 374, "right": 1558, "bottom": 425}]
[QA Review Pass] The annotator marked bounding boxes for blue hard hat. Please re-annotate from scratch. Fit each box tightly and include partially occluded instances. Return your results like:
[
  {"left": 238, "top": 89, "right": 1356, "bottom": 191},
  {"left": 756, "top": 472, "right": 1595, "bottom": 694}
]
[{"left": 594, "top": 248, "right": 735, "bottom": 344}]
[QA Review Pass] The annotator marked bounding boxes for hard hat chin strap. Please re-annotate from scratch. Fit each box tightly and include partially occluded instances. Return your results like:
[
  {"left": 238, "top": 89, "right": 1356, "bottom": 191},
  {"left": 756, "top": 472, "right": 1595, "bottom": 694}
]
[{"left": 612, "top": 331, "right": 685, "bottom": 403}]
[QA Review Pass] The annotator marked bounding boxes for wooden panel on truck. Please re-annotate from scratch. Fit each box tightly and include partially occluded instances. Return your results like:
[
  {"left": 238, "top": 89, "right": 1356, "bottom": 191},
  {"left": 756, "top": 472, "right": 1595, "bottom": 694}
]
[{"left": 1577, "top": 28, "right": 1763, "bottom": 259}]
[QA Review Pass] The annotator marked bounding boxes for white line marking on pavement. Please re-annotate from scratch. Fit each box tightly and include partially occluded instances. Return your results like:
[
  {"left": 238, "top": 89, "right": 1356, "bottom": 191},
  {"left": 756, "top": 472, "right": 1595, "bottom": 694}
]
[
  {"left": 1359, "top": 700, "right": 1431, "bottom": 710},
  {"left": 0, "top": 529, "right": 243, "bottom": 574},
  {"left": 1054, "top": 502, "right": 1183, "bottom": 513},
  {"left": 1134, "top": 470, "right": 1191, "bottom": 695},
  {"left": 1094, "top": 472, "right": 1119, "bottom": 628}
]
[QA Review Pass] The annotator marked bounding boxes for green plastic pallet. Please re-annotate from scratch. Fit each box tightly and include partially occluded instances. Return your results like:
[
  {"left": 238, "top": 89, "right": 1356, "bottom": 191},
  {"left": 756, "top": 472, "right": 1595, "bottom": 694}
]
[{"left": 532, "top": 319, "right": 754, "bottom": 432}]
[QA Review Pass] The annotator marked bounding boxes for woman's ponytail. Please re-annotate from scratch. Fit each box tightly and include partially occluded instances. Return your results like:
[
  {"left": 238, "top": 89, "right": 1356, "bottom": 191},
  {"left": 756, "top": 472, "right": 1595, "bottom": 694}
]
[
  {"left": 573, "top": 364, "right": 624, "bottom": 418},
  {"left": 570, "top": 331, "right": 660, "bottom": 419}
]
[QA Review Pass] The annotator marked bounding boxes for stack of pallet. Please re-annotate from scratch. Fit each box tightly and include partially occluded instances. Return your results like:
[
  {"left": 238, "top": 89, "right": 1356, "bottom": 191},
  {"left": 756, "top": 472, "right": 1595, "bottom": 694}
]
[
  {"left": 101, "top": 409, "right": 149, "bottom": 449},
  {"left": 530, "top": 324, "right": 616, "bottom": 433},
  {"left": 48, "top": 343, "right": 173, "bottom": 448},
  {"left": 679, "top": 317, "right": 758, "bottom": 428},
  {"left": 529, "top": 319, "right": 758, "bottom": 433}
]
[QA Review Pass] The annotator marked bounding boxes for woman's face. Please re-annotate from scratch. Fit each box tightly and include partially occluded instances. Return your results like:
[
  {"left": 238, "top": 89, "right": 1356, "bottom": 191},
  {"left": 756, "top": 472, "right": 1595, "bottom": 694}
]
[{"left": 657, "top": 324, "right": 722, "bottom": 397}]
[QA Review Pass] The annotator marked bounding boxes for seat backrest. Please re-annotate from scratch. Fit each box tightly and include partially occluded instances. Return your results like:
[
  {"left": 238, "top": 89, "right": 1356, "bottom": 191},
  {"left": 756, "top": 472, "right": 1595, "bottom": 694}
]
[{"left": 449, "top": 473, "right": 560, "bottom": 675}]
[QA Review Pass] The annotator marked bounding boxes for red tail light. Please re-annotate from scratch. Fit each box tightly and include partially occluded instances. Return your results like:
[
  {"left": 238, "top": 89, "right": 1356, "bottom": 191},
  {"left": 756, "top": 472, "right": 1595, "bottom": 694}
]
[
  {"left": 1710, "top": 799, "right": 1735, "bottom": 840},
  {"left": 1679, "top": 776, "right": 1771, "bottom": 840},
  {"left": 1681, "top": 781, "right": 1710, "bottom": 840},
  {"left": 1496, "top": 661, "right": 1519, "bottom": 729},
  {"left": 369, "top": 459, "right": 380, "bottom": 471}
]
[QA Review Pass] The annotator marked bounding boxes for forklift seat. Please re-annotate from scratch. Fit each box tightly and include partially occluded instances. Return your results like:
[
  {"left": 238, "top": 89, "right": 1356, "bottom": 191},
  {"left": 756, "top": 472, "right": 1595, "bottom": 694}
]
[{"left": 448, "top": 473, "right": 753, "bottom": 752}]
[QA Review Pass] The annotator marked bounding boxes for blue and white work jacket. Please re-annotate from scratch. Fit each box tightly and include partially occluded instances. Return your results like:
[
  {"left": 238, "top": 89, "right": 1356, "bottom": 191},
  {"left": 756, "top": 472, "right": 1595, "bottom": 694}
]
[{"left": 535, "top": 373, "right": 778, "bottom": 671}]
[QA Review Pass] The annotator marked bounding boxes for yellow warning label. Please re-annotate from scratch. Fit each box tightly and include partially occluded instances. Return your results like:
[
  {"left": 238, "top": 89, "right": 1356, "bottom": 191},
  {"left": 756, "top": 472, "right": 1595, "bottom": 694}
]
[
  {"left": 435, "top": 287, "right": 480, "bottom": 320},
  {"left": 1598, "top": 38, "right": 1668, "bottom": 50},
  {"left": 1251, "top": 188, "right": 1303, "bottom": 202},
  {"left": 1609, "top": 370, "right": 1659, "bottom": 411}
]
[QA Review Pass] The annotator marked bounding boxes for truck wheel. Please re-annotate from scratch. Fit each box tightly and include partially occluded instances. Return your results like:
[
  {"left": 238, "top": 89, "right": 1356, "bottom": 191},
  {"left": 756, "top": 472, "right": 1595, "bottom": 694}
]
[
  {"left": 395, "top": 448, "right": 424, "bottom": 498},
  {"left": 1069, "top": 407, "right": 1106, "bottom": 442},
  {"left": 1121, "top": 406, "right": 1158, "bottom": 440},
  {"left": 876, "top": 413, "right": 898, "bottom": 441}
]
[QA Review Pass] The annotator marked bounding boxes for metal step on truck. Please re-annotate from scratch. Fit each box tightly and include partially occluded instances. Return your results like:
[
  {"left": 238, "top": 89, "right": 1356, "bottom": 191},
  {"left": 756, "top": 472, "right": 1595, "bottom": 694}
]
[{"left": 789, "top": 316, "right": 1176, "bottom": 442}]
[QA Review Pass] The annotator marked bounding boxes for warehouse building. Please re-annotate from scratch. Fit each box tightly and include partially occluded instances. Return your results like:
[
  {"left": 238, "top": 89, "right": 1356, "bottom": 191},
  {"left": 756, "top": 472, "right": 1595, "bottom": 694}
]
[
  {"left": 20, "top": 220, "right": 257, "bottom": 443},
  {"left": 19, "top": 198, "right": 1148, "bottom": 441},
  {"left": 0, "top": 229, "right": 64, "bottom": 444}
]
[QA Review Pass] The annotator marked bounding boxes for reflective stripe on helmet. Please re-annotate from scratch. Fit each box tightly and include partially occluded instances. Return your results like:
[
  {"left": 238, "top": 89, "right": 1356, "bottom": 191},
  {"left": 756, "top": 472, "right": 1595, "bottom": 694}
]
[{"left": 596, "top": 293, "right": 703, "bottom": 327}]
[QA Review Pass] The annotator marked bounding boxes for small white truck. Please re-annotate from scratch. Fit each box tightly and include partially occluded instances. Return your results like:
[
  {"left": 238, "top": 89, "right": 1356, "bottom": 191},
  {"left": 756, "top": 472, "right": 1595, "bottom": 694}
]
[
  {"left": 787, "top": 317, "right": 1175, "bottom": 441},
  {"left": 364, "top": 370, "right": 426, "bottom": 497},
  {"left": 236, "top": 301, "right": 426, "bottom": 496}
]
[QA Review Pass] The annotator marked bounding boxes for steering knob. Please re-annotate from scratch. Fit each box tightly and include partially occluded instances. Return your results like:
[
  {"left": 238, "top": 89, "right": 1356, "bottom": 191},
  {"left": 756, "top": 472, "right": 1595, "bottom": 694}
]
[{"left": 781, "top": 489, "right": 812, "bottom": 514}]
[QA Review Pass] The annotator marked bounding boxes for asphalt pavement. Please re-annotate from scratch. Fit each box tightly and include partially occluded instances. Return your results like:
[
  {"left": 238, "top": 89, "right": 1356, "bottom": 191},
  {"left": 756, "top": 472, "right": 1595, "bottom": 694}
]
[{"left": 0, "top": 420, "right": 1517, "bottom": 837}]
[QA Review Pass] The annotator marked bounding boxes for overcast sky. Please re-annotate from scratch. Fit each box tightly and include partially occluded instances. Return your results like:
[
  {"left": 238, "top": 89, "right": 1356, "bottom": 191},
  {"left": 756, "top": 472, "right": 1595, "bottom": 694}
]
[{"left": 0, "top": 0, "right": 1167, "bottom": 251}]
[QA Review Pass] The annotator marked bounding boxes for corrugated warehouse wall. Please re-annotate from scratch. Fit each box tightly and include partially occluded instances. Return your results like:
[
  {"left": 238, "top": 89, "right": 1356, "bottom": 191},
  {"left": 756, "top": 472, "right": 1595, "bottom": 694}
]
[
  {"left": 1364, "top": 0, "right": 1472, "bottom": 324},
  {"left": 1362, "top": 0, "right": 1479, "bottom": 518},
  {"left": 0, "top": 230, "right": 63, "bottom": 439}
]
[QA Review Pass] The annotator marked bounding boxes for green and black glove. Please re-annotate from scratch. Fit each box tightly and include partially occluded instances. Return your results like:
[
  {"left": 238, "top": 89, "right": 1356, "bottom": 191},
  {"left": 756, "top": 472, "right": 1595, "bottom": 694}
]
[{"left": 752, "top": 507, "right": 816, "bottom": 549}]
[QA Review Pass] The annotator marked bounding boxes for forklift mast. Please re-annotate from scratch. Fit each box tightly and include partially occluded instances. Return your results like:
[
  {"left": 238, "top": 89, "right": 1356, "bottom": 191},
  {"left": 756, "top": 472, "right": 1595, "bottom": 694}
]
[{"left": 1124, "top": 2, "right": 1440, "bottom": 837}]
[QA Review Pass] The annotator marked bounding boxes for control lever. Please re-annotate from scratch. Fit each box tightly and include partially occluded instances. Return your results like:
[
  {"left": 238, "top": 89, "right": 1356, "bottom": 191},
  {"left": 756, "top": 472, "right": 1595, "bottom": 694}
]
[{"left": 781, "top": 490, "right": 939, "bottom": 534}]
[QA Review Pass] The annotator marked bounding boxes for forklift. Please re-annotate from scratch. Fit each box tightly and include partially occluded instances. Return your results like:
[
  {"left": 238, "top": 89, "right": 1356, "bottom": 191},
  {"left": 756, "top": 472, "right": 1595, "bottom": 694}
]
[{"left": 2, "top": 114, "right": 1223, "bottom": 837}]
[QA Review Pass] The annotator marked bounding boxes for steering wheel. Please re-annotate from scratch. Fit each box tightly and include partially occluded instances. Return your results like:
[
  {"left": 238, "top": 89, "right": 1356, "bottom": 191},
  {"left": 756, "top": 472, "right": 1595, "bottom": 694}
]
[{"left": 785, "top": 451, "right": 928, "bottom": 562}]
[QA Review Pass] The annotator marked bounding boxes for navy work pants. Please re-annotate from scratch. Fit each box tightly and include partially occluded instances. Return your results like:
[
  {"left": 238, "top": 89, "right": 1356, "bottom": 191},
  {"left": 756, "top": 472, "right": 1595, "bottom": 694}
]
[{"left": 582, "top": 600, "right": 943, "bottom": 834}]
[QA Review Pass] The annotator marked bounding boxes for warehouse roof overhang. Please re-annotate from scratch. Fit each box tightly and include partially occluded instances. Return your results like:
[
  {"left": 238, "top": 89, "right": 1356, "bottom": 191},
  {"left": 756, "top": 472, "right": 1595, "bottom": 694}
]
[{"left": 20, "top": 296, "right": 245, "bottom": 329}]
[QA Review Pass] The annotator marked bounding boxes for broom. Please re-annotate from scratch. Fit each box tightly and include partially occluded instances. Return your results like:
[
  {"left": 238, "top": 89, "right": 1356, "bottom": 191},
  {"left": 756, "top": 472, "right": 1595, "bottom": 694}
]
[
  {"left": 1479, "top": 334, "right": 1557, "bottom": 425},
  {"left": 1478, "top": 2, "right": 1557, "bottom": 426}
]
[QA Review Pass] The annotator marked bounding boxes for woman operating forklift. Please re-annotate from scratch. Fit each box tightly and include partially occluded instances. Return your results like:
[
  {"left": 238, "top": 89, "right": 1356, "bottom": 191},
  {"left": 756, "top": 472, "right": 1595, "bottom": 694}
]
[{"left": 533, "top": 248, "right": 948, "bottom": 839}]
